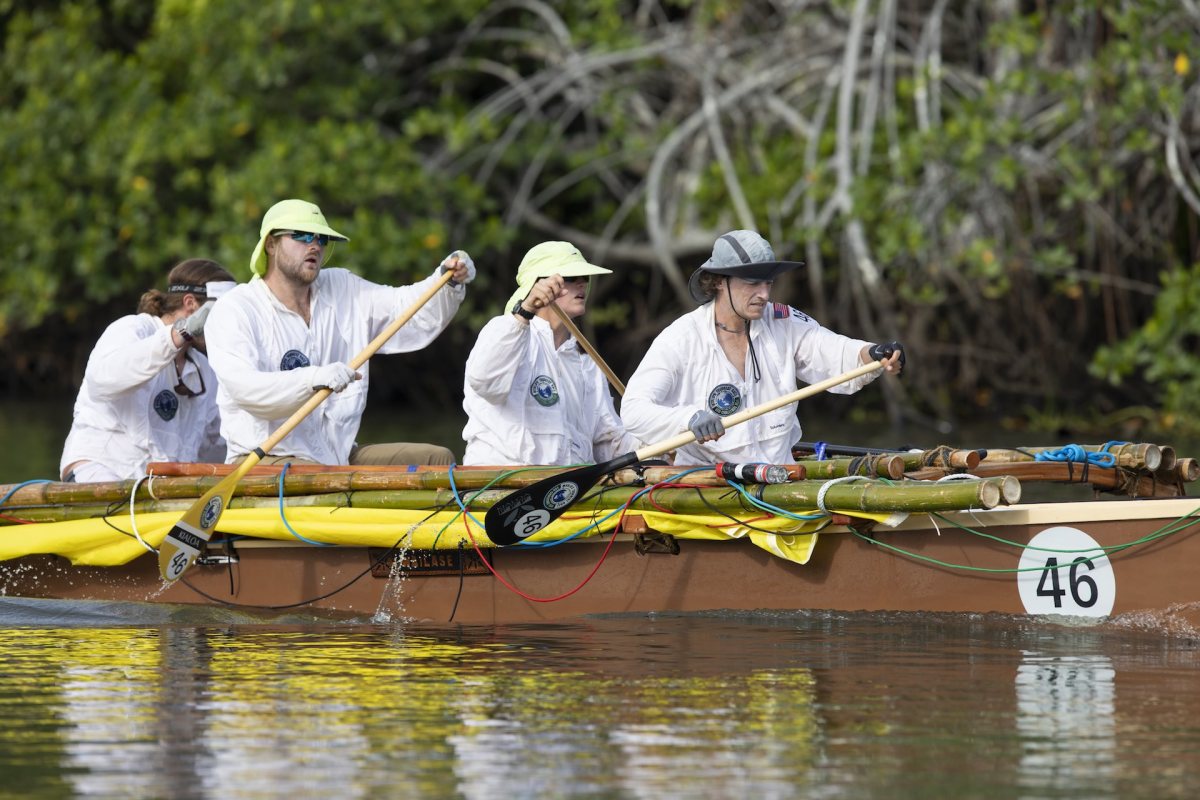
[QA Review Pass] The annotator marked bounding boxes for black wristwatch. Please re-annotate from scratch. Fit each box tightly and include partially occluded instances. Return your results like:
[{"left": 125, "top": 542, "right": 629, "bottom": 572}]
[
  {"left": 172, "top": 318, "right": 195, "bottom": 343},
  {"left": 511, "top": 300, "right": 535, "bottom": 320}
]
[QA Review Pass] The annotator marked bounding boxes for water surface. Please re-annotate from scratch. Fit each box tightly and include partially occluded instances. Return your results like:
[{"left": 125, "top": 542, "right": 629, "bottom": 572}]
[
  {"left": 5, "top": 403, "right": 1200, "bottom": 797},
  {"left": 0, "top": 602, "right": 1197, "bottom": 798}
]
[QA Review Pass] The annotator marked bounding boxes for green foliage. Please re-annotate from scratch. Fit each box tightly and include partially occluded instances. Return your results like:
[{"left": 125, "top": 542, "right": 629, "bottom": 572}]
[
  {"left": 0, "top": 0, "right": 503, "bottom": 341},
  {"left": 2, "top": 0, "right": 1199, "bottom": 431},
  {"left": 1091, "top": 263, "right": 1200, "bottom": 420}
]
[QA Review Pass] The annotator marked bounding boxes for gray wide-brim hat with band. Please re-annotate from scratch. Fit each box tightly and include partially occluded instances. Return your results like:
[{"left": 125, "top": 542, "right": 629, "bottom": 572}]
[{"left": 687, "top": 230, "right": 804, "bottom": 304}]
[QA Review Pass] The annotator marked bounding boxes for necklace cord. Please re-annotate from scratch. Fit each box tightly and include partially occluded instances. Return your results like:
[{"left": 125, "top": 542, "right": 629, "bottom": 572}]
[{"left": 718, "top": 278, "right": 761, "bottom": 382}]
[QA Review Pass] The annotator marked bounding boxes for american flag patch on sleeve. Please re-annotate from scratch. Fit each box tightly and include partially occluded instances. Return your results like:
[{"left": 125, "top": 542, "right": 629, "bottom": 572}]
[{"left": 774, "top": 303, "right": 814, "bottom": 323}]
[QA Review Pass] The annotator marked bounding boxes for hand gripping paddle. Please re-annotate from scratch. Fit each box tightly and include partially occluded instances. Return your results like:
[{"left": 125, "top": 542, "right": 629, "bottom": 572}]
[
  {"left": 157, "top": 270, "right": 457, "bottom": 582},
  {"left": 483, "top": 359, "right": 885, "bottom": 545}
]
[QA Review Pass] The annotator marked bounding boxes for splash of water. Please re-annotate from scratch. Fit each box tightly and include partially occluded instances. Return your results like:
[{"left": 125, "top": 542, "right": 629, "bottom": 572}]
[{"left": 1109, "top": 601, "right": 1200, "bottom": 641}]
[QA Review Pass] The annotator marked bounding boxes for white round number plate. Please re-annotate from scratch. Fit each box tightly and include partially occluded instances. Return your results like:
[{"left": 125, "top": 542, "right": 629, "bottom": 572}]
[
  {"left": 1017, "top": 526, "right": 1115, "bottom": 617},
  {"left": 513, "top": 510, "right": 551, "bottom": 540}
]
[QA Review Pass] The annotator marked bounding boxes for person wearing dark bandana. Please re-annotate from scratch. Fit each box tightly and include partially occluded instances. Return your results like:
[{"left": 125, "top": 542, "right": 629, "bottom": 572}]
[
  {"left": 60, "top": 258, "right": 236, "bottom": 482},
  {"left": 621, "top": 230, "right": 904, "bottom": 465}
]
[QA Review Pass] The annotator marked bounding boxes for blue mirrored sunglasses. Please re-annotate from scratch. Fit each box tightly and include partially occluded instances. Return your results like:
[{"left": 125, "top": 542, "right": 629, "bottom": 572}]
[{"left": 275, "top": 230, "right": 330, "bottom": 246}]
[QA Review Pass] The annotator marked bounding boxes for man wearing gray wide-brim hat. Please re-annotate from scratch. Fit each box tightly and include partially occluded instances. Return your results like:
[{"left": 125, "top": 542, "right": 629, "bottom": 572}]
[
  {"left": 621, "top": 230, "right": 905, "bottom": 466},
  {"left": 205, "top": 198, "right": 477, "bottom": 466}
]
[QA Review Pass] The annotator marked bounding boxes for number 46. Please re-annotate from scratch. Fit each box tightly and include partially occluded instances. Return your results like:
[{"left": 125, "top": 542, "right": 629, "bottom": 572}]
[{"left": 1036, "top": 557, "right": 1099, "bottom": 608}]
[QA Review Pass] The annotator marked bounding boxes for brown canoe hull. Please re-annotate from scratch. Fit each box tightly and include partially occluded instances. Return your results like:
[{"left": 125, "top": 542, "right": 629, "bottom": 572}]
[{"left": 2, "top": 498, "right": 1198, "bottom": 626}]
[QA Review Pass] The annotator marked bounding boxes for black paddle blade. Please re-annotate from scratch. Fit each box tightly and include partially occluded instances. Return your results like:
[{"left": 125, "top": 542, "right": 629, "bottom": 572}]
[{"left": 484, "top": 453, "right": 638, "bottom": 546}]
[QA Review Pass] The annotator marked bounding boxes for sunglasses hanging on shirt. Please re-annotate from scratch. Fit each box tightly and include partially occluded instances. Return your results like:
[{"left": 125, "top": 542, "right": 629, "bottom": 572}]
[{"left": 174, "top": 354, "right": 206, "bottom": 398}]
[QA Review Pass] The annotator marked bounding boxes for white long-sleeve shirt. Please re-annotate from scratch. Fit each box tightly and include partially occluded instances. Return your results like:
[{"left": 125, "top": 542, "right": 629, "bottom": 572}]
[
  {"left": 60, "top": 314, "right": 224, "bottom": 480},
  {"left": 204, "top": 268, "right": 464, "bottom": 464},
  {"left": 462, "top": 314, "right": 637, "bottom": 465},
  {"left": 621, "top": 302, "right": 878, "bottom": 465}
]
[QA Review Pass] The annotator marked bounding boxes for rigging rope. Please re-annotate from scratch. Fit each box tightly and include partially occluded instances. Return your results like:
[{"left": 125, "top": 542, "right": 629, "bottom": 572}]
[
  {"left": 1033, "top": 441, "right": 1128, "bottom": 468},
  {"left": 851, "top": 504, "right": 1200, "bottom": 573}
]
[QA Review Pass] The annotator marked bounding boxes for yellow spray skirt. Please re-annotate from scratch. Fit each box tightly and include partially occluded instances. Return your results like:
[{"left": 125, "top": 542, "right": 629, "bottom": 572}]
[{"left": 0, "top": 505, "right": 900, "bottom": 568}]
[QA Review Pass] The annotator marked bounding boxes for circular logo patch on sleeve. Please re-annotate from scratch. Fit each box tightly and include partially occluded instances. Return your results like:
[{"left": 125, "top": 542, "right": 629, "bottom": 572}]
[
  {"left": 707, "top": 383, "right": 742, "bottom": 416},
  {"left": 280, "top": 350, "right": 311, "bottom": 371},
  {"left": 529, "top": 375, "right": 560, "bottom": 407},
  {"left": 153, "top": 390, "right": 180, "bottom": 421}
]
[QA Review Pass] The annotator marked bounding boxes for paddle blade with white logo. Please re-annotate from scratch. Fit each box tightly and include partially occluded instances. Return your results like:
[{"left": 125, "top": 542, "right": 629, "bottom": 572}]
[
  {"left": 158, "top": 474, "right": 240, "bottom": 581},
  {"left": 484, "top": 453, "right": 638, "bottom": 546},
  {"left": 483, "top": 360, "right": 886, "bottom": 547}
]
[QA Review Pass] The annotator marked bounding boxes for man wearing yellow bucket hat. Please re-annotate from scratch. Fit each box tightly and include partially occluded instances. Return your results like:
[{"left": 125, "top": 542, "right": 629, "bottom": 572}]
[
  {"left": 460, "top": 241, "right": 636, "bottom": 465},
  {"left": 205, "top": 199, "right": 474, "bottom": 465}
]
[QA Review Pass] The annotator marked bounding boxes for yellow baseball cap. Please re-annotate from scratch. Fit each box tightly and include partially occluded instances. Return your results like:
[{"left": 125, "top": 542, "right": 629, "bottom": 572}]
[
  {"left": 249, "top": 199, "right": 349, "bottom": 277},
  {"left": 505, "top": 241, "right": 612, "bottom": 312}
]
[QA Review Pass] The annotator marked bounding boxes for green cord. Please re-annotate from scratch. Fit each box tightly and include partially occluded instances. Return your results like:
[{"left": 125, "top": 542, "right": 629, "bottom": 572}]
[{"left": 852, "top": 505, "right": 1200, "bottom": 573}]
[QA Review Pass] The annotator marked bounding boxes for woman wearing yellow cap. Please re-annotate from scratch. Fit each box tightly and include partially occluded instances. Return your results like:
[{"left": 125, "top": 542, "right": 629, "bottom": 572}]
[{"left": 461, "top": 241, "right": 637, "bottom": 465}]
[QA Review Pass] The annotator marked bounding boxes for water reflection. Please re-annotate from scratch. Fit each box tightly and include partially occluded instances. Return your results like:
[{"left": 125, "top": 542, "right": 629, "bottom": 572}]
[
  {"left": 58, "top": 629, "right": 169, "bottom": 798},
  {"left": 0, "top": 609, "right": 1198, "bottom": 798},
  {"left": 1016, "top": 653, "right": 1116, "bottom": 794},
  {"left": 448, "top": 668, "right": 820, "bottom": 798}
]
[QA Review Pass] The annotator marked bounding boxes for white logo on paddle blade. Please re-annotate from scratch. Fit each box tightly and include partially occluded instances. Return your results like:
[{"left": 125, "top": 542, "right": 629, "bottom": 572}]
[
  {"left": 167, "top": 550, "right": 191, "bottom": 580},
  {"left": 543, "top": 482, "right": 579, "bottom": 510},
  {"left": 199, "top": 497, "right": 223, "bottom": 530}
]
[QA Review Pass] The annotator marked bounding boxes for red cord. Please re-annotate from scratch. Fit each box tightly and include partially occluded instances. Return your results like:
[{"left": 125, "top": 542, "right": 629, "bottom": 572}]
[
  {"left": 0, "top": 513, "right": 35, "bottom": 524},
  {"left": 460, "top": 495, "right": 639, "bottom": 603},
  {"left": 454, "top": 479, "right": 776, "bottom": 603}
]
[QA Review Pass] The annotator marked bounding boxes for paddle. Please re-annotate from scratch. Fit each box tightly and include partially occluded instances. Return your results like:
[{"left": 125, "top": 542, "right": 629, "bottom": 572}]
[
  {"left": 484, "top": 359, "right": 886, "bottom": 546},
  {"left": 157, "top": 269, "right": 457, "bottom": 582},
  {"left": 550, "top": 304, "right": 626, "bottom": 396}
]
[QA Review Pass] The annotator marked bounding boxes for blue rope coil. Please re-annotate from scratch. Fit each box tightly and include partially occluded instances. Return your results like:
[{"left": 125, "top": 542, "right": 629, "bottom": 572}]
[
  {"left": 1033, "top": 441, "right": 1128, "bottom": 469},
  {"left": 277, "top": 463, "right": 335, "bottom": 546}
]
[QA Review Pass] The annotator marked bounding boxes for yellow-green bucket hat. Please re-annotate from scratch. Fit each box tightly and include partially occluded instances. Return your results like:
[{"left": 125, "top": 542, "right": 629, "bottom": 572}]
[
  {"left": 249, "top": 199, "right": 350, "bottom": 277},
  {"left": 505, "top": 241, "right": 612, "bottom": 312}
]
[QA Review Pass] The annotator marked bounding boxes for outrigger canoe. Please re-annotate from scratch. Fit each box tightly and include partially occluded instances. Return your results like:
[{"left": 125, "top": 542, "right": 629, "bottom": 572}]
[{"left": 1, "top": 442, "right": 1197, "bottom": 626}]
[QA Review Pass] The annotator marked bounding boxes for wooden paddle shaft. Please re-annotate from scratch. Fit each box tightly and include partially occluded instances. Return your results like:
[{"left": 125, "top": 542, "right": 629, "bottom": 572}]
[
  {"left": 550, "top": 304, "right": 626, "bottom": 396},
  {"left": 157, "top": 269, "right": 459, "bottom": 580},
  {"left": 255, "top": 270, "right": 456, "bottom": 458},
  {"left": 633, "top": 360, "right": 885, "bottom": 462}
]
